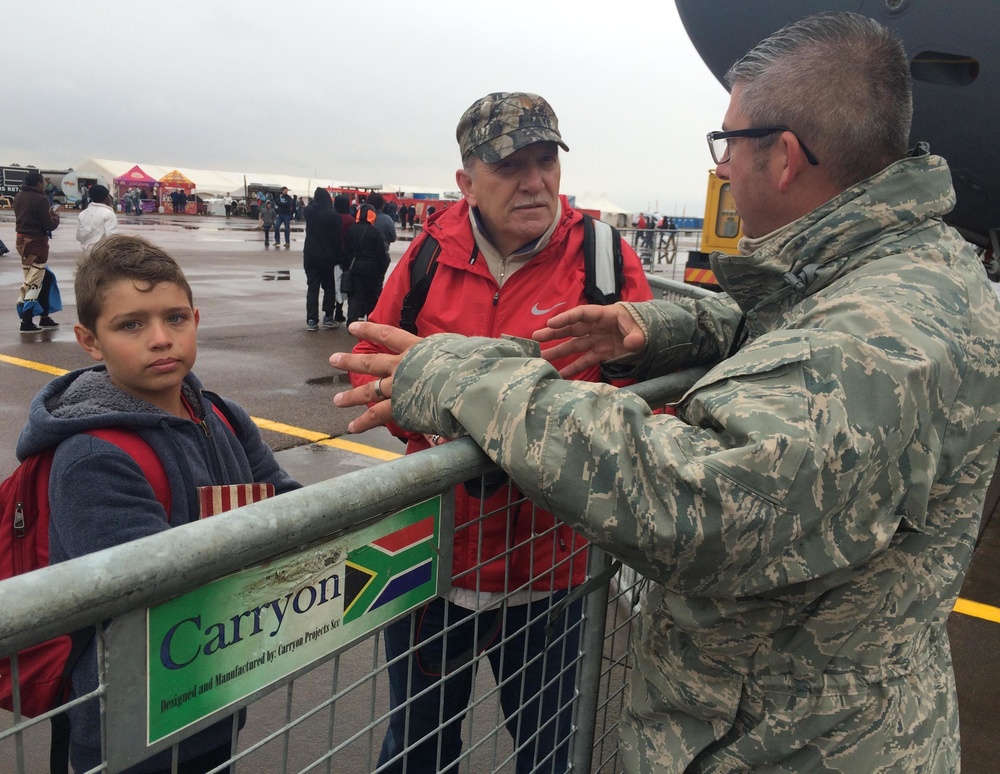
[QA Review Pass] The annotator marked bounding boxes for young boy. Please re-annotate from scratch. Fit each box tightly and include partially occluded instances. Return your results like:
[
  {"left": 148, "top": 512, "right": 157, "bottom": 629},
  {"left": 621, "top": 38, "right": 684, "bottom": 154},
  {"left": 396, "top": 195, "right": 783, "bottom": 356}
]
[
  {"left": 15, "top": 234, "right": 300, "bottom": 773},
  {"left": 259, "top": 199, "right": 276, "bottom": 247}
]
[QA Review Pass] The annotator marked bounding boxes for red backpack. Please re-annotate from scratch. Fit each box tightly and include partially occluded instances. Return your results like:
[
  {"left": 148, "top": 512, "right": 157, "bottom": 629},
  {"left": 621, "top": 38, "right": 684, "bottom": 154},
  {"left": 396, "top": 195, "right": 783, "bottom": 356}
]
[{"left": 0, "top": 428, "right": 171, "bottom": 718}]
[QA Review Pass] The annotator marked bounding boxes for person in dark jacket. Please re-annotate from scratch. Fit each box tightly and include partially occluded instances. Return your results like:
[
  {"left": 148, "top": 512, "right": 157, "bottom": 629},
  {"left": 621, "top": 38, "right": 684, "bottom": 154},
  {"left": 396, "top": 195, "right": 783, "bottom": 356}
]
[
  {"left": 302, "top": 187, "right": 344, "bottom": 331},
  {"left": 17, "top": 234, "right": 300, "bottom": 773},
  {"left": 13, "top": 171, "right": 61, "bottom": 332},
  {"left": 366, "top": 192, "right": 397, "bottom": 266},
  {"left": 332, "top": 195, "right": 354, "bottom": 323},
  {"left": 274, "top": 187, "right": 294, "bottom": 246},
  {"left": 344, "top": 204, "right": 389, "bottom": 324}
]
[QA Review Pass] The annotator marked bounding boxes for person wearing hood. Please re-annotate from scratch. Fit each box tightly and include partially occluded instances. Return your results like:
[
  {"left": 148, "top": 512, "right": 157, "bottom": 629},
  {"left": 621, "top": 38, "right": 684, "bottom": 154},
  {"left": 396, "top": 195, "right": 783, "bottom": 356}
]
[
  {"left": 302, "top": 187, "right": 344, "bottom": 331},
  {"left": 17, "top": 234, "right": 300, "bottom": 773},
  {"left": 13, "top": 171, "right": 60, "bottom": 332},
  {"left": 344, "top": 203, "right": 390, "bottom": 324},
  {"left": 331, "top": 194, "right": 354, "bottom": 324},
  {"left": 75, "top": 183, "right": 119, "bottom": 253},
  {"left": 259, "top": 199, "right": 277, "bottom": 247},
  {"left": 366, "top": 191, "right": 397, "bottom": 266},
  {"left": 332, "top": 14, "right": 1000, "bottom": 772}
]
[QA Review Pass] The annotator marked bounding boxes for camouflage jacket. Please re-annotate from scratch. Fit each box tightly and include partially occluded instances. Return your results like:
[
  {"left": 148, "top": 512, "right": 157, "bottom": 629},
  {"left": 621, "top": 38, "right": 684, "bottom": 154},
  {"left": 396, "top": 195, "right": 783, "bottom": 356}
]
[{"left": 391, "top": 149, "right": 1000, "bottom": 772}]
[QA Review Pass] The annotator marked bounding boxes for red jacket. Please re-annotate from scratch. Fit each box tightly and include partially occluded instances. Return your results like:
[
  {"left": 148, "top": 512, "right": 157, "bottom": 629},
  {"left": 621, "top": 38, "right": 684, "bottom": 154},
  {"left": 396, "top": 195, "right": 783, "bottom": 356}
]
[{"left": 352, "top": 196, "right": 653, "bottom": 592}]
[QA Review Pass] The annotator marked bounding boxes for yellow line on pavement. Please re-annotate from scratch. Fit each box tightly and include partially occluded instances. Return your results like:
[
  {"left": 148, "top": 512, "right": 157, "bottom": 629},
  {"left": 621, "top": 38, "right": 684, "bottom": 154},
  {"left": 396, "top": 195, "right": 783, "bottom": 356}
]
[
  {"left": 0, "top": 354, "right": 68, "bottom": 376},
  {"left": 251, "top": 417, "right": 402, "bottom": 461},
  {"left": 953, "top": 597, "right": 1000, "bottom": 625},
  {"left": 318, "top": 436, "right": 402, "bottom": 461},
  {"left": 250, "top": 417, "right": 330, "bottom": 443},
  {"left": 2, "top": 355, "right": 400, "bottom": 461}
]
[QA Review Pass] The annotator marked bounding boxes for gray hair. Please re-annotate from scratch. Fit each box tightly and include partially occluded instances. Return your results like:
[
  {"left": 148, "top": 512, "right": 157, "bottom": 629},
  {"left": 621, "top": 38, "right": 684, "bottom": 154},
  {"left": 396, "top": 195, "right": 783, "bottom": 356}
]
[
  {"left": 726, "top": 12, "right": 912, "bottom": 189},
  {"left": 462, "top": 154, "right": 479, "bottom": 179}
]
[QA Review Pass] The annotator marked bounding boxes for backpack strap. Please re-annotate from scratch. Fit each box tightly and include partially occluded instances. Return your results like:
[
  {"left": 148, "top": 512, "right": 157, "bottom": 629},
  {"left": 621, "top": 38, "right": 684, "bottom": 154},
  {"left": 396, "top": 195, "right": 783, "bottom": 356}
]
[
  {"left": 202, "top": 390, "right": 240, "bottom": 439},
  {"left": 49, "top": 430, "right": 171, "bottom": 774},
  {"left": 582, "top": 214, "right": 625, "bottom": 305},
  {"left": 85, "top": 429, "right": 171, "bottom": 517},
  {"left": 399, "top": 236, "right": 442, "bottom": 334},
  {"left": 49, "top": 627, "right": 94, "bottom": 774},
  {"left": 399, "top": 216, "right": 624, "bottom": 335}
]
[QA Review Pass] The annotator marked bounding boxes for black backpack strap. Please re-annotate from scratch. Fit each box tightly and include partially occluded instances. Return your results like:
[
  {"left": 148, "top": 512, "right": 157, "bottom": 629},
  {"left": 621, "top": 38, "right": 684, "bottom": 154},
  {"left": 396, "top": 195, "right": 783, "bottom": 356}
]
[
  {"left": 50, "top": 626, "right": 95, "bottom": 774},
  {"left": 50, "top": 711, "right": 71, "bottom": 774},
  {"left": 582, "top": 214, "right": 624, "bottom": 305},
  {"left": 201, "top": 390, "right": 243, "bottom": 443},
  {"left": 399, "top": 236, "right": 442, "bottom": 334},
  {"left": 400, "top": 217, "right": 622, "bottom": 334}
]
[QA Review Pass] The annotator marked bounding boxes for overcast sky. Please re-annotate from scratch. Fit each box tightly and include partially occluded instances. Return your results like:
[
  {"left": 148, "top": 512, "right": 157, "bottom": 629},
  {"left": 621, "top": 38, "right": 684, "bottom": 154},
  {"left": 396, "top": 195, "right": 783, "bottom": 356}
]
[{"left": 2, "top": 1, "right": 732, "bottom": 216}]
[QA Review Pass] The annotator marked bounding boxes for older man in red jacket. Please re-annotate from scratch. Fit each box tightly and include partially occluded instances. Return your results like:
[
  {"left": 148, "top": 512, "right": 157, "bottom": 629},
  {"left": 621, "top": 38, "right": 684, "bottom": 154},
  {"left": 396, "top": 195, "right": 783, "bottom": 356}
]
[{"left": 351, "top": 91, "right": 652, "bottom": 774}]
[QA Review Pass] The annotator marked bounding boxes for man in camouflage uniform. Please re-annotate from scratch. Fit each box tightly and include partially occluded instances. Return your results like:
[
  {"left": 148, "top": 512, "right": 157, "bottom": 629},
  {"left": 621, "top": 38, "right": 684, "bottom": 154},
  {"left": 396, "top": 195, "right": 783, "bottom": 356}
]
[{"left": 332, "top": 13, "right": 1000, "bottom": 772}]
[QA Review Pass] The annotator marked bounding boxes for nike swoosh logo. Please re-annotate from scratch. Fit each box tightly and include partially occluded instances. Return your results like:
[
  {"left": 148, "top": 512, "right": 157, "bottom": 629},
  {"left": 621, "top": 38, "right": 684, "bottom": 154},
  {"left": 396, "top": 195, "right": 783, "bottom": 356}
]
[{"left": 531, "top": 302, "right": 567, "bottom": 316}]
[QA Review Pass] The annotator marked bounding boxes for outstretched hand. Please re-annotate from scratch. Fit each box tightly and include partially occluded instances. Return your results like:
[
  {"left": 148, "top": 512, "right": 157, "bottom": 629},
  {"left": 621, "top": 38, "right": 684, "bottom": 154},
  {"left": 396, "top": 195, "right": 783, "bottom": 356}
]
[
  {"left": 534, "top": 303, "right": 646, "bottom": 377},
  {"left": 330, "top": 322, "right": 423, "bottom": 433}
]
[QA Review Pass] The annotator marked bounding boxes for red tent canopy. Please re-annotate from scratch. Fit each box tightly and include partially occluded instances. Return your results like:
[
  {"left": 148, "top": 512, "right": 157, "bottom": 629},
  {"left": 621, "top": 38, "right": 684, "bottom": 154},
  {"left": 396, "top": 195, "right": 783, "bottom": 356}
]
[{"left": 114, "top": 165, "right": 158, "bottom": 186}]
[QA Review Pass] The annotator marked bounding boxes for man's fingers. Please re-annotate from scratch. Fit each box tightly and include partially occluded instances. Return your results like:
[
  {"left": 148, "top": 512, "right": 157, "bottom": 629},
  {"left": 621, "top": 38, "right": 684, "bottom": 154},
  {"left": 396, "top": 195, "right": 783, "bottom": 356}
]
[
  {"left": 534, "top": 321, "right": 603, "bottom": 343},
  {"left": 333, "top": 374, "right": 394, "bottom": 406},
  {"left": 347, "top": 321, "right": 422, "bottom": 353},
  {"left": 534, "top": 304, "right": 623, "bottom": 342},
  {"left": 333, "top": 385, "right": 366, "bottom": 408},
  {"left": 556, "top": 354, "right": 600, "bottom": 378},
  {"left": 330, "top": 351, "right": 398, "bottom": 378},
  {"left": 544, "top": 304, "right": 607, "bottom": 329},
  {"left": 539, "top": 337, "right": 593, "bottom": 362},
  {"left": 347, "top": 401, "right": 394, "bottom": 434}
]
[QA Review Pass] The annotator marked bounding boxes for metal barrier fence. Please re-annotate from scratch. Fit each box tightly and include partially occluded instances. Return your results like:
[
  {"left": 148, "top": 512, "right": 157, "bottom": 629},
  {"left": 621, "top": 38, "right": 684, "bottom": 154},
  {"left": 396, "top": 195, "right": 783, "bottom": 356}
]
[
  {"left": 1, "top": 280, "right": 714, "bottom": 774},
  {"left": 620, "top": 229, "right": 702, "bottom": 278}
]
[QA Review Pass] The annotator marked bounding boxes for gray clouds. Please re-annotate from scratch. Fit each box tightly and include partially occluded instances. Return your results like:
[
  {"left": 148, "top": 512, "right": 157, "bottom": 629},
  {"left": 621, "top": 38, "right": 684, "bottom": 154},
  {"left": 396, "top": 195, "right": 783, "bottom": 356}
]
[{"left": 2, "top": 0, "right": 730, "bottom": 215}]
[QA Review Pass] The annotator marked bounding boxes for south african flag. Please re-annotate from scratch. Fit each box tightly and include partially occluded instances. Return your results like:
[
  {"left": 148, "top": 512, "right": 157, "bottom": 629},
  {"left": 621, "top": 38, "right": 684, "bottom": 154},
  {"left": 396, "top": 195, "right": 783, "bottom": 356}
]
[{"left": 343, "top": 497, "right": 441, "bottom": 623}]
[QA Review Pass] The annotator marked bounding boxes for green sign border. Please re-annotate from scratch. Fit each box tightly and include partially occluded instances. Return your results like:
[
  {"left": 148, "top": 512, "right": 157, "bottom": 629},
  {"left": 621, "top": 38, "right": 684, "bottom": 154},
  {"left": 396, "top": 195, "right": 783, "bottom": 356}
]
[{"left": 146, "top": 496, "right": 443, "bottom": 743}]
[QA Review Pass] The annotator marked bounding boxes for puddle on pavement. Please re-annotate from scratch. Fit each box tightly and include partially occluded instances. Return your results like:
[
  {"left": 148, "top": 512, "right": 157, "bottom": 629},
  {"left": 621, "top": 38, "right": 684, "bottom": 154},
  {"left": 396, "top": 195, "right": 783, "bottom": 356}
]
[{"left": 306, "top": 374, "right": 351, "bottom": 385}]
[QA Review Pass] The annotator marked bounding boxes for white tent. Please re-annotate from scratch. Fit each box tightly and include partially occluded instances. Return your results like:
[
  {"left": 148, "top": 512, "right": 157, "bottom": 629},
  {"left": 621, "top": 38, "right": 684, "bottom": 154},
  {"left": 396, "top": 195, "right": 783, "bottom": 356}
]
[{"left": 571, "top": 192, "right": 632, "bottom": 227}]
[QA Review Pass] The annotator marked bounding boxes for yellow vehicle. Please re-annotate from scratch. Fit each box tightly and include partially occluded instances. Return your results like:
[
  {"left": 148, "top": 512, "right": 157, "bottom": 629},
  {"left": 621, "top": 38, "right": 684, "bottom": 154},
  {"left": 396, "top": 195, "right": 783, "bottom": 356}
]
[{"left": 683, "top": 170, "right": 742, "bottom": 290}]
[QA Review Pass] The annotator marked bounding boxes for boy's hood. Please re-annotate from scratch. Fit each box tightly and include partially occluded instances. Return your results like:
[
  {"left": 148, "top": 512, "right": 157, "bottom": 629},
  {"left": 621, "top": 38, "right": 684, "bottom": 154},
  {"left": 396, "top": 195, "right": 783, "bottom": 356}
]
[{"left": 16, "top": 365, "right": 206, "bottom": 460}]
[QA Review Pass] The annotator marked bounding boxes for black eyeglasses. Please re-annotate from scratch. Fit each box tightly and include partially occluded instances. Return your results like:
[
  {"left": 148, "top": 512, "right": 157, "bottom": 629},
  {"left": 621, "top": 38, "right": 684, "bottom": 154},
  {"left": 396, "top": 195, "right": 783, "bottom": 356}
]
[{"left": 707, "top": 126, "right": 819, "bottom": 166}]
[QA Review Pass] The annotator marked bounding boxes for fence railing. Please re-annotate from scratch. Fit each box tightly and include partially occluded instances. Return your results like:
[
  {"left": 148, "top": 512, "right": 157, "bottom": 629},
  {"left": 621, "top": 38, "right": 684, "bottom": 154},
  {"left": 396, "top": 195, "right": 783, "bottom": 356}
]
[
  {"left": 620, "top": 228, "right": 702, "bottom": 276},
  {"left": 1, "top": 280, "right": 714, "bottom": 774}
]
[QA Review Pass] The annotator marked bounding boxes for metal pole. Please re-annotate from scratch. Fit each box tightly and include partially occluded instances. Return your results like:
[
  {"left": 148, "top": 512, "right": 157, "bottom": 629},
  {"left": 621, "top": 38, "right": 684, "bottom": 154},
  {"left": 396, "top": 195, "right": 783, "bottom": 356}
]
[{"left": 570, "top": 547, "right": 614, "bottom": 772}]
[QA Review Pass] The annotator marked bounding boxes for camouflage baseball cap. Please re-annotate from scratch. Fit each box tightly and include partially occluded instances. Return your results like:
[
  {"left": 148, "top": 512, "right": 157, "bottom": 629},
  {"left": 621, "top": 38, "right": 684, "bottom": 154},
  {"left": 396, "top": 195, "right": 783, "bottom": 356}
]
[{"left": 456, "top": 92, "right": 570, "bottom": 163}]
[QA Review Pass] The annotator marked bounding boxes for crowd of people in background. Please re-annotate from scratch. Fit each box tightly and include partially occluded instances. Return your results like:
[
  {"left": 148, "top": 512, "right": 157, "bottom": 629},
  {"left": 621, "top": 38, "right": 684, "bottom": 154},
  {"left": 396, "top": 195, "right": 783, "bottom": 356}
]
[
  {"left": 5, "top": 174, "right": 689, "bottom": 341},
  {"left": 629, "top": 211, "right": 679, "bottom": 263},
  {"left": 631, "top": 212, "right": 677, "bottom": 245}
]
